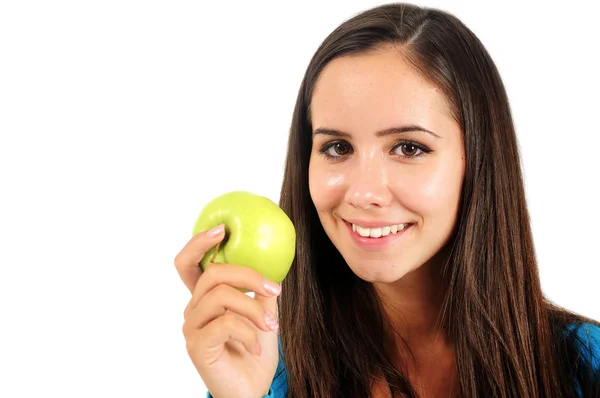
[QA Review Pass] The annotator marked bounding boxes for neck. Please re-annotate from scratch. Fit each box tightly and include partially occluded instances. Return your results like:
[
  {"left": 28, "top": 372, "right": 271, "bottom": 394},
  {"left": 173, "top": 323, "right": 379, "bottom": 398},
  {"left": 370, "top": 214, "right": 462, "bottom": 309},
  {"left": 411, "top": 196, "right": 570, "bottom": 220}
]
[
  {"left": 373, "top": 251, "right": 451, "bottom": 349},
  {"left": 371, "top": 250, "right": 458, "bottom": 394}
]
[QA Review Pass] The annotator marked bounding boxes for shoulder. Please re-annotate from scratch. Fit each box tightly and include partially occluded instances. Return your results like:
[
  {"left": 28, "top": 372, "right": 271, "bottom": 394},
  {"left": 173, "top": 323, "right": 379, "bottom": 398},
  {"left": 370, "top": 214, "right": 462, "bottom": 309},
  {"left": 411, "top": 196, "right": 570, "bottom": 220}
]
[{"left": 566, "top": 322, "right": 600, "bottom": 372}]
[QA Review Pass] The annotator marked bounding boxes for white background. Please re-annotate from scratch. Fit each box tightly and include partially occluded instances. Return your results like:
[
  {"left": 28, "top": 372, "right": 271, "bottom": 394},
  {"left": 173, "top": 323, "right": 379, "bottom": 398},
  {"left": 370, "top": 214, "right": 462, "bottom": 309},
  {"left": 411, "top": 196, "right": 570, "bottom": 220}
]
[{"left": 1, "top": 0, "right": 598, "bottom": 396}]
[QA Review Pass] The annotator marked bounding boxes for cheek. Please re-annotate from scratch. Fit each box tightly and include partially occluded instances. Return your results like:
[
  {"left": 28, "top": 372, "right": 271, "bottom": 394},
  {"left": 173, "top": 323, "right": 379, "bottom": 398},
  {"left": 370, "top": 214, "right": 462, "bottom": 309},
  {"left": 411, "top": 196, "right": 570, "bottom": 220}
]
[
  {"left": 392, "top": 162, "right": 463, "bottom": 215},
  {"left": 308, "top": 162, "right": 347, "bottom": 211}
]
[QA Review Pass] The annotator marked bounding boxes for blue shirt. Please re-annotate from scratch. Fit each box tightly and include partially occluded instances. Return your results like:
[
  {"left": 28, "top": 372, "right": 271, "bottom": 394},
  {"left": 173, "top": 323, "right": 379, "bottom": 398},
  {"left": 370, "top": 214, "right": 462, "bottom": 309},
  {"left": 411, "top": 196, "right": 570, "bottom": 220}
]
[
  {"left": 207, "top": 322, "right": 600, "bottom": 397},
  {"left": 570, "top": 323, "right": 600, "bottom": 396}
]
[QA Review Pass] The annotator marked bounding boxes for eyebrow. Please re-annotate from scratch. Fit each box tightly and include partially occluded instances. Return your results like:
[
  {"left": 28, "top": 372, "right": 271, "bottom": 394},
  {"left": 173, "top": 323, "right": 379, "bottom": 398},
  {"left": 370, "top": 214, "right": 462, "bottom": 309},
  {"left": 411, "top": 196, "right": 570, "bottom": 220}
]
[{"left": 312, "top": 125, "right": 441, "bottom": 139}]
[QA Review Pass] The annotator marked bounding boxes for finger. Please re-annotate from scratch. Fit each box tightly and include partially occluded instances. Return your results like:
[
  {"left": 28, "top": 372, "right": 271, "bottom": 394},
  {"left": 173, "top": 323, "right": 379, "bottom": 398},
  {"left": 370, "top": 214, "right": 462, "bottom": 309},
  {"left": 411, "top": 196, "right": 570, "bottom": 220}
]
[
  {"left": 188, "top": 262, "right": 282, "bottom": 312},
  {"left": 184, "top": 284, "right": 278, "bottom": 333},
  {"left": 174, "top": 224, "right": 225, "bottom": 293},
  {"left": 253, "top": 295, "right": 278, "bottom": 331},
  {"left": 188, "top": 312, "right": 261, "bottom": 358}
]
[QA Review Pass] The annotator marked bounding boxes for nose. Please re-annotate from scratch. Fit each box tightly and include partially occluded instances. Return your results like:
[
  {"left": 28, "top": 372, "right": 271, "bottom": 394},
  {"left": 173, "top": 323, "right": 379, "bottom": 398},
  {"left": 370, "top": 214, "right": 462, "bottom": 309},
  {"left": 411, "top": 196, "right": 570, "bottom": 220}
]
[{"left": 344, "top": 156, "right": 392, "bottom": 209}]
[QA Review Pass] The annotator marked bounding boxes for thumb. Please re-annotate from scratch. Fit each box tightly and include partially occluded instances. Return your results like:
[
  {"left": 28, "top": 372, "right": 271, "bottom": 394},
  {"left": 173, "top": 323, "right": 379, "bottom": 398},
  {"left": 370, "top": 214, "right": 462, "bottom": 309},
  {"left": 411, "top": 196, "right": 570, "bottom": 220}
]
[
  {"left": 252, "top": 277, "right": 281, "bottom": 322},
  {"left": 253, "top": 294, "right": 280, "bottom": 356},
  {"left": 254, "top": 294, "right": 278, "bottom": 322}
]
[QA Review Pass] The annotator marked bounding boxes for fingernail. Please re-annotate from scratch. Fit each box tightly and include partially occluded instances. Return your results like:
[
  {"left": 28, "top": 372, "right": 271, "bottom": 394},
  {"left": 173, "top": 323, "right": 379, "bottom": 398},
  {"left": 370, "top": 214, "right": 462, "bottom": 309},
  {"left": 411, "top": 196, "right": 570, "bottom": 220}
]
[
  {"left": 263, "top": 279, "right": 281, "bottom": 296},
  {"left": 206, "top": 224, "right": 224, "bottom": 237},
  {"left": 256, "top": 341, "right": 262, "bottom": 356},
  {"left": 265, "top": 311, "right": 279, "bottom": 332}
]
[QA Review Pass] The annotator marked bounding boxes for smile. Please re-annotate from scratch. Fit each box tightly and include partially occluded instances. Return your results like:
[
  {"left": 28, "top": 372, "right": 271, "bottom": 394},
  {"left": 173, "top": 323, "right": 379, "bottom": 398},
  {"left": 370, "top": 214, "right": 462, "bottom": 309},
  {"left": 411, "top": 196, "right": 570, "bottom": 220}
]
[
  {"left": 351, "top": 222, "right": 411, "bottom": 238},
  {"left": 343, "top": 219, "right": 413, "bottom": 250}
]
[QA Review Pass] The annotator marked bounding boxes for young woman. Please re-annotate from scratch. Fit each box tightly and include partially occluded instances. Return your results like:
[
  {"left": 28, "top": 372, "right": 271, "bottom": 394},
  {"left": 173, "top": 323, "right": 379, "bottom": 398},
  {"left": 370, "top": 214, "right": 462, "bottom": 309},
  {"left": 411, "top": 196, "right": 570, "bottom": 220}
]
[{"left": 175, "top": 3, "right": 600, "bottom": 397}]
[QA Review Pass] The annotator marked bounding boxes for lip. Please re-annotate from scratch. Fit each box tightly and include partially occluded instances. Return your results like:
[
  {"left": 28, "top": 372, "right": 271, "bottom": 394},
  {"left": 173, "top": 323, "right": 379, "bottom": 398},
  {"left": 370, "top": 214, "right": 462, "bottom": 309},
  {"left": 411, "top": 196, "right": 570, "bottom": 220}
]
[{"left": 343, "top": 220, "right": 412, "bottom": 250}]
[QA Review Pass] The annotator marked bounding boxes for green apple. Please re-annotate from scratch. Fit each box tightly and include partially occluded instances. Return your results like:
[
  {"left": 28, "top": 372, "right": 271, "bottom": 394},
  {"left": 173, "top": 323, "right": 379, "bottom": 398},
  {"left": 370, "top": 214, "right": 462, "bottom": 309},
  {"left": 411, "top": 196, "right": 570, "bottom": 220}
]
[{"left": 192, "top": 190, "right": 296, "bottom": 284}]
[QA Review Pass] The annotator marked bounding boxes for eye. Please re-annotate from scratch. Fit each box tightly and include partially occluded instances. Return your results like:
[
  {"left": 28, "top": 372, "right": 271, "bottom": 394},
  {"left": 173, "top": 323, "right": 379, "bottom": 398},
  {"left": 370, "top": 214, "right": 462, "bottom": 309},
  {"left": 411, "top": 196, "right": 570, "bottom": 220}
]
[
  {"left": 392, "top": 140, "right": 432, "bottom": 158},
  {"left": 319, "top": 141, "right": 352, "bottom": 158},
  {"left": 400, "top": 143, "right": 421, "bottom": 157}
]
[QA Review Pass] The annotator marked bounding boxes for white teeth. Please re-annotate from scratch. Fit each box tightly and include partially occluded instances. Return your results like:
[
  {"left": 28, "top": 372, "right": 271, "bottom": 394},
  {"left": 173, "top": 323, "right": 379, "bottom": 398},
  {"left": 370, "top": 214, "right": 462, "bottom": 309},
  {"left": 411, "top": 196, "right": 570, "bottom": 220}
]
[
  {"left": 351, "top": 223, "right": 410, "bottom": 238},
  {"left": 356, "top": 226, "right": 371, "bottom": 237}
]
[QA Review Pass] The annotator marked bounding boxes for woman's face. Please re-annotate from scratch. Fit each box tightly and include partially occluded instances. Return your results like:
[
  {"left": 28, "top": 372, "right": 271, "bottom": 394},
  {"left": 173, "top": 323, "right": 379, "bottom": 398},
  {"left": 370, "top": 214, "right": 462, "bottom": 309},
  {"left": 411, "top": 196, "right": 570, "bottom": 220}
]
[{"left": 308, "top": 48, "right": 465, "bottom": 283}]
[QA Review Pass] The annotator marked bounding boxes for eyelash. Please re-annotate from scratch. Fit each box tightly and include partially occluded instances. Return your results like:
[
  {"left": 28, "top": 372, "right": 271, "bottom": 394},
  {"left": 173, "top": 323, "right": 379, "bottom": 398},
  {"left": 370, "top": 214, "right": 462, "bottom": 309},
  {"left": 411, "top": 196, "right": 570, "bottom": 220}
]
[{"left": 317, "top": 139, "right": 432, "bottom": 160}]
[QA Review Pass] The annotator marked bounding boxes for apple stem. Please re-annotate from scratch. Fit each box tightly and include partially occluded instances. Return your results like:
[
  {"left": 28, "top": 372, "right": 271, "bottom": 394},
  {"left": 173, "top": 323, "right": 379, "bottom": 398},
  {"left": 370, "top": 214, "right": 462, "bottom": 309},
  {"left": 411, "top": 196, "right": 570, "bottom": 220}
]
[{"left": 210, "top": 242, "right": 220, "bottom": 263}]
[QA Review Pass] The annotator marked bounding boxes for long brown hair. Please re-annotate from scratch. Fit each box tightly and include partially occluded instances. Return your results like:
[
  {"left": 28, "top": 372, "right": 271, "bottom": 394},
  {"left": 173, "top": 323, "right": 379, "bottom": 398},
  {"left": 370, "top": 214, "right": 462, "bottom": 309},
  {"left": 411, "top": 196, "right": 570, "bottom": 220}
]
[{"left": 278, "top": 3, "right": 600, "bottom": 397}]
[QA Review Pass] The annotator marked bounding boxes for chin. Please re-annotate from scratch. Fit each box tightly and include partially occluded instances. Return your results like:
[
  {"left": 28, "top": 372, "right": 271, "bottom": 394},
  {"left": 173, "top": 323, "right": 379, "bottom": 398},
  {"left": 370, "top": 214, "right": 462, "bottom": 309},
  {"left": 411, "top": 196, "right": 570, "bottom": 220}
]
[{"left": 344, "top": 257, "right": 416, "bottom": 284}]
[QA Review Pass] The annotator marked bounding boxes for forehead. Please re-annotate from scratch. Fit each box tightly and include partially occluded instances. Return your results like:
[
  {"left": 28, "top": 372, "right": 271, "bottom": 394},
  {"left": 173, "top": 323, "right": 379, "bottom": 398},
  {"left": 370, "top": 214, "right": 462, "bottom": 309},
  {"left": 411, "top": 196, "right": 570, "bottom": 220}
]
[{"left": 310, "top": 48, "right": 453, "bottom": 130}]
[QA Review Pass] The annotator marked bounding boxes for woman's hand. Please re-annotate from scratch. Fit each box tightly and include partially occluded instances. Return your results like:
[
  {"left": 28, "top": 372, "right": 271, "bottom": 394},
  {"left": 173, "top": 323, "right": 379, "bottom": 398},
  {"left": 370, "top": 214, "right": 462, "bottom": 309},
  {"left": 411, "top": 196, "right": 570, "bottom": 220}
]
[{"left": 174, "top": 225, "right": 281, "bottom": 397}]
